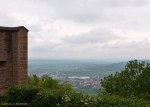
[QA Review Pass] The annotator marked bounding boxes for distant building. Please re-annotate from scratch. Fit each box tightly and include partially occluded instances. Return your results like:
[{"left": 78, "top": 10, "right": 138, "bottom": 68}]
[{"left": 0, "top": 26, "right": 28, "bottom": 96}]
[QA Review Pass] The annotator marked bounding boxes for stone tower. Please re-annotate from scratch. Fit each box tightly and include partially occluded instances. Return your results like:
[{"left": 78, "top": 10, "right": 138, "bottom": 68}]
[{"left": 0, "top": 26, "right": 28, "bottom": 96}]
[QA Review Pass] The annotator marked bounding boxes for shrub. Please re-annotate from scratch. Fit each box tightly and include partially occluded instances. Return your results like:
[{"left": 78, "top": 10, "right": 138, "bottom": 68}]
[
  {"left": 29, "top": 90, "right": 63, "bottom": 107},
  {"left": 6, "top": 84, "right": 150, "bottom": 107},
  {"left": 30, "top": 90, "right": 95, "bottom": 107},
  {"left": 0, "top": 96, "right": 7, "bottom": 105},
  {"left": 95, "top": 95, "right": 150, "bottom": 107},
  {"left": 28, "top": 75, "right": 72, "bottom": 92},
  {"left": 7, "top": 85, "right": 40, "bottom": 104},
  {"left": 5, "top": 75, "right": 150, "bottom": 107}
]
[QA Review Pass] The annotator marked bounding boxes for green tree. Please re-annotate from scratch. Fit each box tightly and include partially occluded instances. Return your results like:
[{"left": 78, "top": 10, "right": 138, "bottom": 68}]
[
  {"left": 135, "top": 63, "right": 150, "bottom": 99},
  {"left": 38, "top": 75, "right": 59, "bottom": 89},
  {"left": 28, "top": 74, "right": 40, "bottom": 86},
  {"left": 100, "top": 60, "right": 149, "bottom": 98},
  {"left": 28, "top": 75, "right": 73, "bottom": 92}
]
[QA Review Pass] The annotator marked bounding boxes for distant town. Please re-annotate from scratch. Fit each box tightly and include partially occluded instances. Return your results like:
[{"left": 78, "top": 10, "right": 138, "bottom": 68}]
[
  {"left": 28, "top": 59, "right": 127, "bottom": 94},
  {"left": 52, "top": 75, "right": 102, "bottom": 89}
]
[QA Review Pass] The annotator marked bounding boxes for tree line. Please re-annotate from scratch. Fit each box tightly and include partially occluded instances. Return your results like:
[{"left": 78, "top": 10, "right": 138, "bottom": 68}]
[{"left": 100, "top": 60, "right": 150, "bottom": 100}]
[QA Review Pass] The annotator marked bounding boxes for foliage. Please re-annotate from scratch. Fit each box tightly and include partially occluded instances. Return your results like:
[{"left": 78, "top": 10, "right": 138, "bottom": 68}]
[
  {"left": 96, "top": 95, "right": 150, "bottom": 107},
  {"left": 3, "top": 74, "right": 150, "bottom": 107},
  {"left": 5, "top": 87, "right": 150, "bottom": 107},
  {"left": 3, "top": 60, "right": 150, "bottom": 106},
  {"left": 30, "top": 93, "right": 150, "bottom": 107},
  {"left": 7, "top": 85, "right": 40, "bottom": 104},
  {"left": 100, "top": 60, "right": 150, "bottom": 99},
  {"left": 0, "top": 97, "right": 7, "bottom": 105},
  {"left": 30, "top": 90, "right": 94, "bottom": 107},
  {"left": 28, "top": 75, "right": 72, "bottom": 92},
  {"left": 6, "top": 75, "right": 73, "bottom": 106},
  {"left": 134, "top": 65, "right": 150, "bottom": 99}
]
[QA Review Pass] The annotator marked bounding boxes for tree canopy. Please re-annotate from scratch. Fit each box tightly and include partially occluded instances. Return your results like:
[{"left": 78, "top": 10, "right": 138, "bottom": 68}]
[{"left": 100, "top": 60, "right": 150, "bottom": 99}]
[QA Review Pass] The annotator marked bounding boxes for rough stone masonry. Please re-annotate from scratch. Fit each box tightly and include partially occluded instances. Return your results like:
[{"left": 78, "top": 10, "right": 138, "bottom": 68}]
[{"left": 0, "top": 26, "right": 28, "bottom": 96}]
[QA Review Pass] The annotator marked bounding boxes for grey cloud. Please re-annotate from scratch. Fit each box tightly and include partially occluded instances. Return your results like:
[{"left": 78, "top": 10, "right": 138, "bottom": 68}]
[
  {"left": 2, "top": 0, "right": 150, "bottom": 24},
  {"left": 34, "top": 0, "right": 105, "bottom": 23},
  {"left": 0, "top": 10, "right": 18, "bottom": 26},
  {"left": 103, "top": 39, "right": 150, "bottom": 51},
  {"left": 30, "top": 39, "right": 150, "bottom": 59},
  {"left": 100, "top": 0, "right": 149, "bottom": 7},
  {"left": 125, "top": 40, "right": 150, "bottom": 51},
  {"left": 62, "top": 29, "right": 118, "bottom": 44},
  {"left": 32, "top": 0, "right": 150, "bottom": 23},
  {"left": 1, "top": 0, "right": 150, "bottom": 60},
  {"left": 29, "top": 38, "right": 63, "bottom": 54},
  {"left": 38, "top": 0, "right": 150, "bottom": 8},
  {"left": 29, "top": 23, "right": 43, "bottom": 33},
  {"left": 1, "top": 0, "right": 150, "bottom": 25}
]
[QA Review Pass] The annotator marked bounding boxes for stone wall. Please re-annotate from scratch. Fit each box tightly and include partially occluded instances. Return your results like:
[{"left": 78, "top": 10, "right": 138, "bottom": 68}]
[{"left": 0, "top": 26, "right": 28, "bottom": 96}]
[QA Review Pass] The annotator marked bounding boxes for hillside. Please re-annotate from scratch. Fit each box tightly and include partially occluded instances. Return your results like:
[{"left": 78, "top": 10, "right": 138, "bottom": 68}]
[{"left": 28, "top": 59, "right": 127, "bottom": 77}]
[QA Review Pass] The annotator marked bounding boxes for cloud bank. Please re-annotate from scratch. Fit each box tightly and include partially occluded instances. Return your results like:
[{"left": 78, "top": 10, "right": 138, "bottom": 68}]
[{"left": 1, "top": 0, "right": 150, "bottom": 60}]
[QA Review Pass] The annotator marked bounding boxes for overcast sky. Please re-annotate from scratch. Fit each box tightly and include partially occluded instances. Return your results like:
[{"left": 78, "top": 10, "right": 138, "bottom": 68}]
[{"left": 1, "top": 0, "right": 150, "bottom": 61}]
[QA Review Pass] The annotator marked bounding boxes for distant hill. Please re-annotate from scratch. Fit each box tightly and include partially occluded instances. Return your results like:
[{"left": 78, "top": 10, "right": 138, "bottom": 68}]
[{"left": 28, "top": 59, "right": 150, "bottom": 77}]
